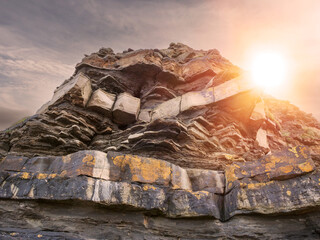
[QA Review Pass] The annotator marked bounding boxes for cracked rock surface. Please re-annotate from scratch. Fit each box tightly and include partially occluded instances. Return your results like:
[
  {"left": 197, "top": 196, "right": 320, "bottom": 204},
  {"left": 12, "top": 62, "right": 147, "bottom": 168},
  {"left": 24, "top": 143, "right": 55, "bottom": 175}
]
[{"left": 0, "top": 43, "right": 320, "bottom": 239}]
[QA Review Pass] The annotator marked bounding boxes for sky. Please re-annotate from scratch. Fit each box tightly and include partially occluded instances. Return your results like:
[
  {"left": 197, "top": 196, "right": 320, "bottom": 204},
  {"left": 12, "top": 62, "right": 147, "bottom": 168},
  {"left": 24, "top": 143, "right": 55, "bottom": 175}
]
[{"left": 0, "top": 0, "right": 319, "bottom": 130}]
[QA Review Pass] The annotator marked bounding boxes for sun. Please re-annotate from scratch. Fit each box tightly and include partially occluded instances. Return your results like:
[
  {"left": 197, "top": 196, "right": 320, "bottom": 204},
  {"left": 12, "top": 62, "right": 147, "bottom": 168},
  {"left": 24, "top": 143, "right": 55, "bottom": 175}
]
[{"left": 250, "top": 51, "right": 288, "bottom": 92}]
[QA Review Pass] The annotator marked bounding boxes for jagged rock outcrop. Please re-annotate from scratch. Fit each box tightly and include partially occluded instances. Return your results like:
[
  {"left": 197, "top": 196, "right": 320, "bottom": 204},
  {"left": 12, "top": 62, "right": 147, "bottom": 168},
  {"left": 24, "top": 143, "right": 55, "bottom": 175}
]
[{"left": 0, "top": 43, "right": 319, "bottom": 239}]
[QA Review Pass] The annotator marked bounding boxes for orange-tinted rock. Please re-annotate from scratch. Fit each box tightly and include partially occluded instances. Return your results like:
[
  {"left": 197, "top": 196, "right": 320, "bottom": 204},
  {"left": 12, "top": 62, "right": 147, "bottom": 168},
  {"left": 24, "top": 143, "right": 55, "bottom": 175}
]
[{"left": 226, "top": 146, "right": 315, "bottom": 192}]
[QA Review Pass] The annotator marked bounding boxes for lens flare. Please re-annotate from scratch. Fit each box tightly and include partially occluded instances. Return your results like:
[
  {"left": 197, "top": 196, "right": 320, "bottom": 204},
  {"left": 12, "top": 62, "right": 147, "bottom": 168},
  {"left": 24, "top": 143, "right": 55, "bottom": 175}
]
[{"left": 250, "top": 51, "right": 288, "bottom": 92}]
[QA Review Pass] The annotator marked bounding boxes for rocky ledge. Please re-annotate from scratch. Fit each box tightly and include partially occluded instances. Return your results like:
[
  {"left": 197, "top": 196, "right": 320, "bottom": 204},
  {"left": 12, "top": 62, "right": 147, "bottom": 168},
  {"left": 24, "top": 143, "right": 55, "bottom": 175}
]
[{"left": 0, "top": 43, "right": 319, "bottom": 239}]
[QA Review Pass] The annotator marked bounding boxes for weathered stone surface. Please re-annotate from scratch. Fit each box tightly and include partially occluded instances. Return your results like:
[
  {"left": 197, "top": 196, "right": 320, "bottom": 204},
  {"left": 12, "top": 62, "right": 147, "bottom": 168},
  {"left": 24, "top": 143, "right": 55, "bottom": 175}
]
[
  {"left": 108, "top": 152, "right": 172, "bottom": 186},
  {"left": 171, "top": 164, "right": 192, "bottom": 190},
  {"left": 224, "top": 146, "right": 318, "bottom": 219},
  {"left": 2, "top": 147, "right": 318, "bottom": 224},
  {"left": 138, "top": 108, "right": 152, "bottom": 122},
  {"left": 214, "top": 74, "right": 253, "bottom": 102},
  {"left": 0, "top": 155, "right": 28, "bottom": 172},
  {"left": 169, "top": 190, "right": 222, "bottom": 218},
  {"left": 87, "top": 89, "right": 115, "bottom": 117},
  {"left": 1, "top": 43, "right": 320, "bottom": 239},
  {"left": 181, "top": 58, "right": 218, "bottom": 81},
  {"left": 2, "top": 200, "right": 319, "bottom": 240},
  {"left": 151, "top": 96, "right": 181, "bottom": 120},
  {"left": 250, "top": 100, "right": 266, "bottom": 121},
  {"left": 37, "top": 73, "right": 92, "bottom": 114},
  {"left": 226, "top": 146, "right": 315, "bottom": 191},
  {"left": 187, "top": 169, "right": 225, "bottom": 194},
  {"left": 256, "top": 127, "right": 270, "bottom": 150},
  {"left": 180, "top": 87, "right": 214, "bottom": 112},
  {"left": 112, "top": 92, "right": 140, "bottom": 125},
  {"left": 225, "top": 171, "right": 320, "bottom": 219},
  {"left": 0, "top": 151, "right": 223, "bottom": 219}
]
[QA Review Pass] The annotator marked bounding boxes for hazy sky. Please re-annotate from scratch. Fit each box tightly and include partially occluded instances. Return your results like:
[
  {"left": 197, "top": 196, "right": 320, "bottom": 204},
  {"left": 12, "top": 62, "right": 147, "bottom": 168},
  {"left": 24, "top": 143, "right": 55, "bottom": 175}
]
[{"left": 0, "top": 0, "right": 319, "bottom": 130}]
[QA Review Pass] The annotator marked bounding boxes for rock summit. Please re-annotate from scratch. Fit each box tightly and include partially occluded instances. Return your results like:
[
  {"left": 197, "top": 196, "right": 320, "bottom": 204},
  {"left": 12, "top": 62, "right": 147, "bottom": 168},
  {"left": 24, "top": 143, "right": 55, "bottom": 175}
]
[{"left": 0, "top": 43, "right": 320, "bottom": 239}]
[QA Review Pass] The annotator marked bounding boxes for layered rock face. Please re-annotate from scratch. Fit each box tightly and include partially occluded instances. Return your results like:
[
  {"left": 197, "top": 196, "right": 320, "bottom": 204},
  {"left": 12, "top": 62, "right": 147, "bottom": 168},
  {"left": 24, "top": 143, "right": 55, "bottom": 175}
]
[{"left": 0, "top": 43, "right": 320, "bottom": 239}]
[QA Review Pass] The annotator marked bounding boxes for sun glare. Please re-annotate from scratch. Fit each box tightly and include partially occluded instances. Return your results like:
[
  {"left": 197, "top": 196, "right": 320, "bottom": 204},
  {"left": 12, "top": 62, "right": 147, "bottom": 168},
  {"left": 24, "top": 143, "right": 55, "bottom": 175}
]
[{"left": 250, "top": 51, "right": 288, "bottom": 93}]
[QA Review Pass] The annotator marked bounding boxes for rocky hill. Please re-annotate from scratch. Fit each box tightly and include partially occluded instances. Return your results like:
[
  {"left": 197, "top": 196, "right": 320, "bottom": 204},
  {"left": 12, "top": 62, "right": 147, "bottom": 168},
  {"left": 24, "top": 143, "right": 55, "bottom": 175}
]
[{"left": 0, "top": 43, "right": 319, "bottom": 239}]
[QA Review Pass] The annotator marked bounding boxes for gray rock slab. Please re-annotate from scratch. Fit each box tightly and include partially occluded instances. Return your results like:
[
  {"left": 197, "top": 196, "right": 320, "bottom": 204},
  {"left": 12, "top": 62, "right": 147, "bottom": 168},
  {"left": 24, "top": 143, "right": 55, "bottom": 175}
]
[
  {"left": 152, "top": 96, "right": 181, "bottom": 120},
  {"left": 214, "top": 75, "right": 253, "bottom": 102},
  {"left": 180, "top": 87, "right": 215, "bottom": 112},
  {"left": 187, "top": 169, "right": 225, "bottom": 194},
  {"left": 87, "top": 89, "right": 116, "bottom": 117},
  {"left": 112, "top": 92, "right": 140, "bottom": 125}
]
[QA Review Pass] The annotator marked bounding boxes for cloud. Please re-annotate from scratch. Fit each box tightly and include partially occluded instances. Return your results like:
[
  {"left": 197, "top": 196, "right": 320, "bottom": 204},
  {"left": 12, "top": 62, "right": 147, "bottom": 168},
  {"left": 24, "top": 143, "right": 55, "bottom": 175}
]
[{"left": 0, "top": 106, "right": 31, "bottom": 130}]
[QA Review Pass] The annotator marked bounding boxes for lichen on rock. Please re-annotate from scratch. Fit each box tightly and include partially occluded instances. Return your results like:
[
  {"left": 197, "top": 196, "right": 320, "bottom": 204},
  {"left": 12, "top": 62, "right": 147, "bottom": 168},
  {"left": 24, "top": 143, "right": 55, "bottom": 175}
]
[{"left": 0, "top": 43, "right": 319, "bottom": 239}]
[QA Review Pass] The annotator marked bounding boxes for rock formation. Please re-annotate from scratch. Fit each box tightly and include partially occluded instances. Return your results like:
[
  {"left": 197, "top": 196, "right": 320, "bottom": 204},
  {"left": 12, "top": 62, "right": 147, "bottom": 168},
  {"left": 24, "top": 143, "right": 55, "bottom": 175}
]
[{"left": 0, "top": 43, "right": 319, "bottom": 239}]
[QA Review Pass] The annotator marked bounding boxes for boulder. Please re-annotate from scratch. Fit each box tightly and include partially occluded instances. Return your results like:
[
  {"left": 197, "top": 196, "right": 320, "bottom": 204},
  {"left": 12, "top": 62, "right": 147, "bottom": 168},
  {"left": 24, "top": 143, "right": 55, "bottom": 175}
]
[
  {"left": 87, "top": 89, "right": 116, "bottom": 117},
  {"left": 112, "top": 92, "right": 140, "bottom": 125}
]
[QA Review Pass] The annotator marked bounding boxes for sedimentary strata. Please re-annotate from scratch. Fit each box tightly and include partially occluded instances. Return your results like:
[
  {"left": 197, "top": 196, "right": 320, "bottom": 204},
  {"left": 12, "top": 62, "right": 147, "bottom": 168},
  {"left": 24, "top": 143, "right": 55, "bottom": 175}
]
[{"left": 0, "top": 43, "right": 319, "bottom": 239}]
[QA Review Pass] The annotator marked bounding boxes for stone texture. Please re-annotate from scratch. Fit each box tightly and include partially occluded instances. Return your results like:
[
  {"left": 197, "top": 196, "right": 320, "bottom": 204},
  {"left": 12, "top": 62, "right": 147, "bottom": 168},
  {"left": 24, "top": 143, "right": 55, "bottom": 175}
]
[
  {"left": 151, "top": 96, "right": 181, "bottom": 120},
  {"left": 1, "top": 43, "right": 320, "bottom": 239},
  {"left": 0, "top": 151, "right": 223, "bottom": 220},
  {"left": 250, "top": 100, "right": 266, "bottom": 121},
  {"left": 224, "top": 146, "right": 318, "bottom": 219},
  {"left": 180, "top": 87, "right": 215, "bottom": 112},
  {"left": 87, "top": 89, "right": 116, "bottom": 117},
  {"left": 138, "top": 108, "right": 152, "bottom": 122},
  {"left": 112, "top": 92, "right": 140, "bottom": 125},
  {"left": 2, "top": 200, "right": 319, "bottom": 240},
  {"left": 37, "top": 73, "right": 92, "bottom": 114},
  {"left": 256, "top": 127, "right": 270, "bottom": 150},
  {"left": 171, "top": 164, "right": 192, "bottom": 190},
  {"left": 187, "top": 169, "right": 225, "bottom": 194},
  {"left": 213, "top": 74, "right": 253, "bottom": 102}
]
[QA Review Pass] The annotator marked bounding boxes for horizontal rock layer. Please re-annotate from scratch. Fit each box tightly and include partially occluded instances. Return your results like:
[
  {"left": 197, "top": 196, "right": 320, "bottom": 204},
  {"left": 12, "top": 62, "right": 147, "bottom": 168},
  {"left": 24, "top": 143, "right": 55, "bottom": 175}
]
[
  {"left": 0, "top": 43, "right": 319, "bottom": 239},
  {"left": 0, "top": 200, "right": 319, "bottom": 239},
  {"left": 0, "top": 147, "right": 318, "bottom": 222}
]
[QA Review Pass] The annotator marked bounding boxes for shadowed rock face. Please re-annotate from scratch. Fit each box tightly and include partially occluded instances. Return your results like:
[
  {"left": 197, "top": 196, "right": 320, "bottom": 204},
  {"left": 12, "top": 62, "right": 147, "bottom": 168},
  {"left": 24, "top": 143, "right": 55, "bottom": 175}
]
[{"left": 0, "top": 43, "right": 320, "bottom": 239}]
